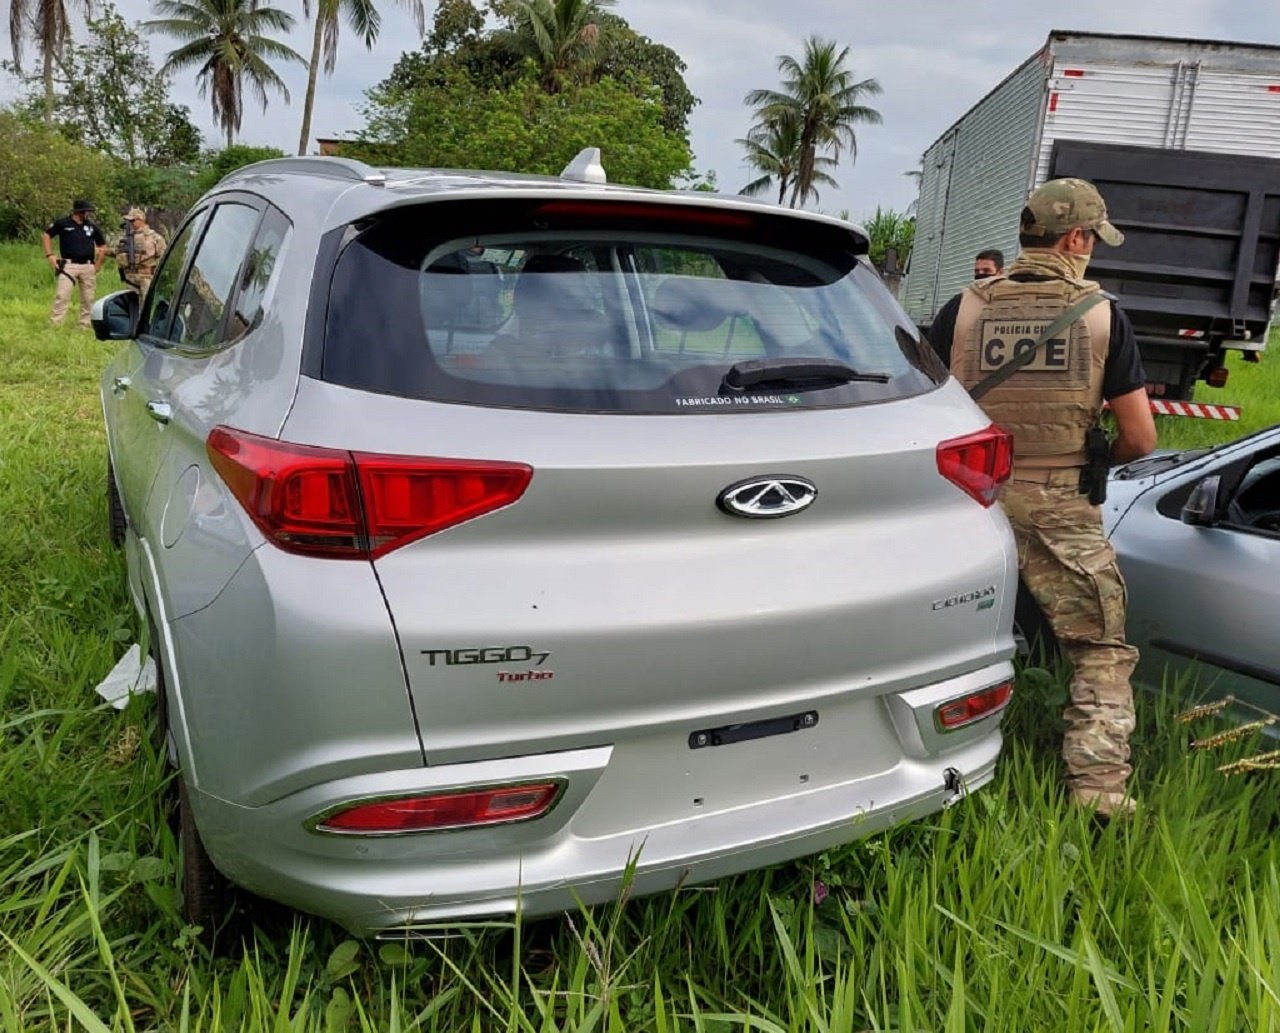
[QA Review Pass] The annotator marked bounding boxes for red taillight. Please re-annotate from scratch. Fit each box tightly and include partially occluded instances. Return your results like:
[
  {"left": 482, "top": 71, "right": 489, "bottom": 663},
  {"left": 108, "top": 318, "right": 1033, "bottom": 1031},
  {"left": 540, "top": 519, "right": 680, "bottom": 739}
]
[
  {"left": 316, "top": 782, "right": 561, "bottom": 834},
  {"left": 937, "top": 425, "right": 1014, "bottom": 507},
  {"left": 935, "top": 681, "right": 1013, "bottom": 731},
  {"left": 207, "top": 426, "right": 532, "bottom": 558}
]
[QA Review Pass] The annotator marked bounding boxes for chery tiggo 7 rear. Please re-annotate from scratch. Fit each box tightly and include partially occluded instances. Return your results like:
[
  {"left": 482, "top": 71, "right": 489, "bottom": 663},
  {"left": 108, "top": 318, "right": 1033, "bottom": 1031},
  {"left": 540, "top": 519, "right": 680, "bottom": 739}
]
[{"left": 94, "top": 151, "right": 1018, "bottom": 938}]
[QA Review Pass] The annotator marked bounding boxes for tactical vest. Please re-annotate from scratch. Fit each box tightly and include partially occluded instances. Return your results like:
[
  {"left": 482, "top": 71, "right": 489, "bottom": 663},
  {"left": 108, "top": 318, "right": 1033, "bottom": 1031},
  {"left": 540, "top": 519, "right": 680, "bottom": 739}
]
[{"left": 950, "top": 276, "right": 1110, "bottom": 469}]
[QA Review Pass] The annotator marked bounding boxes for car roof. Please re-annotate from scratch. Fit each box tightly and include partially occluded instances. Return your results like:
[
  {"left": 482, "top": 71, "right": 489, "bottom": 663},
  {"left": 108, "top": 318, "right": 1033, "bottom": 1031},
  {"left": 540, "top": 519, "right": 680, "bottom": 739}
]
[{"left": 214, "top": 153, "right": 870, "bottom": 249}]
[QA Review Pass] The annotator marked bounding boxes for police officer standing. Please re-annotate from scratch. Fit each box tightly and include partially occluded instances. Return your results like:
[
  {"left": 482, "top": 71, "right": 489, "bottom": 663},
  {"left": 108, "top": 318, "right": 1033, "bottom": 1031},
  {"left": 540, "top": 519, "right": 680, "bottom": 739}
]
[
  {"left": 42, "top": 199, "right": 106, "bottom": 328},
  {"left": 114, "top": 208, "right": 167, "bottom": 296},
  {"left": 929, "top": 178, "right": 1157, "bottom": 822}
]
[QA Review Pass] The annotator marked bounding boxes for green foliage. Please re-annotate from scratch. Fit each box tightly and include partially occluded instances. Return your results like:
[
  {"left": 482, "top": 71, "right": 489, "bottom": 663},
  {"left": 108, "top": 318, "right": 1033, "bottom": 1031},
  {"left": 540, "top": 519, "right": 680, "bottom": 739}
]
[
  {"left": 357, "top": 71, "right": 692, "bottom": 188},
  {"left": 194, "top": 144, "right": 289, "bottom": 194},
  {"left": 374, "top": 0, "right": 696, "bottom": 138},
  {"left": 861, "top": 205, "right": 915, "bottom": 271},
  {"left": 4, "top": 4, "right": 203, "bottom": 167},
  {"left": 0, "top": 111, "right": 120, "bottom": 239},
  {"left": 111, "top": 163, "right": 204, "bottom": 215}
]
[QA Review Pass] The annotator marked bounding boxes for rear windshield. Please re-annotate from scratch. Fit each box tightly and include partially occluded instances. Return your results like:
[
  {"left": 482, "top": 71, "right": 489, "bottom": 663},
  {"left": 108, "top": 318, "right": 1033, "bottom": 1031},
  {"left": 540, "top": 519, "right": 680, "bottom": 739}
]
[{"left": 320, "top": 199, "right": 944, "bottom": 413}]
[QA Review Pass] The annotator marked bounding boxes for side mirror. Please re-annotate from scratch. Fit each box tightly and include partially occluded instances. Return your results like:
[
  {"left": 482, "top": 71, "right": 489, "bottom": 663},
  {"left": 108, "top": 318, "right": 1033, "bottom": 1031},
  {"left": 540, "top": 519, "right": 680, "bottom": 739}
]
[
  {"left": 91, "top": 290, "right": 140, "bottom": 341},
  {"left": 1181, "top": 475, "right": 1222, "bottom": 526}
]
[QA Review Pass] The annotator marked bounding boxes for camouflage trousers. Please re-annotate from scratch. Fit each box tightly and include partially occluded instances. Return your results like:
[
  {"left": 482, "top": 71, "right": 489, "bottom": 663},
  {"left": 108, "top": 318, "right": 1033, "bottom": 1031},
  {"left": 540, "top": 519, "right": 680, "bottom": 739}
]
[{"left": 1002, "top": 476, "right": 1138, "bottom": 798}]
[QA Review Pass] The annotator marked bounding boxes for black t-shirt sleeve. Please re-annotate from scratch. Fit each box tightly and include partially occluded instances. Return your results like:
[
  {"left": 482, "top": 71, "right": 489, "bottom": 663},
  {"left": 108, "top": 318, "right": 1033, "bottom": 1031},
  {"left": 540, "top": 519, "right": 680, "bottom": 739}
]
[
  {"left": 926, "top": 293, "right": 963, "bottom": 366},
  {"left": 1102, "top": 304, "right": 1147, "bottom": 400},
  {"left": 90, "top": 224, "right": 106, "bottom": 246},
  {"left": 44, "top": 216, "right": 63, "bottom": 238}
]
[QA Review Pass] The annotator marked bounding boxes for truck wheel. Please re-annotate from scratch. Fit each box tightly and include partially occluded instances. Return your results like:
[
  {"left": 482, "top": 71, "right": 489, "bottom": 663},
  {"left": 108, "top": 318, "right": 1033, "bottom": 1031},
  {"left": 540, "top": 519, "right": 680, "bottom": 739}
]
[{"left": 107, "top": 460, "right": 126, "bottom": 547}]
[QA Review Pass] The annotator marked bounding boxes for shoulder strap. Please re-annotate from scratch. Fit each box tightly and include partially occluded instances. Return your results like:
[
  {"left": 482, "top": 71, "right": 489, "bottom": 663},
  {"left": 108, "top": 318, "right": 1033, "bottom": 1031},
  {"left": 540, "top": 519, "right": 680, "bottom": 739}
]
[{"left": 967, "top": 292, "right": 1107, "bottom": 401}]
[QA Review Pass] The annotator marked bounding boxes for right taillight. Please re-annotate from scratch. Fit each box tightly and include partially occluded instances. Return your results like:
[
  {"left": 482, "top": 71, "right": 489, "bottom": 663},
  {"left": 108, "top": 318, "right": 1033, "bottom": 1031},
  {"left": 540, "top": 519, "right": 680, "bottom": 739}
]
[
  {"left": 937, "top": 424, "right": 1013, "bottom": 507},
  {"left": 207, "top": 426, "right": 532, "bottom": 559},
  {"left": 934, "top": 680, "right": 1013, "bottom": 731}
]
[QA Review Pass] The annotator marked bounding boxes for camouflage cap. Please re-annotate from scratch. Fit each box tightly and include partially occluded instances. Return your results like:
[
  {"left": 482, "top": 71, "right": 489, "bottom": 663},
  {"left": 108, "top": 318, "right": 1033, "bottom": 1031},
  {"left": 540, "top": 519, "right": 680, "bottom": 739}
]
[
  {"left": 125, "top": 208, "right": 146, "bottom": 221},
  {"left": 1023, "top": 178, "right": 1124, "bottom": 246}
]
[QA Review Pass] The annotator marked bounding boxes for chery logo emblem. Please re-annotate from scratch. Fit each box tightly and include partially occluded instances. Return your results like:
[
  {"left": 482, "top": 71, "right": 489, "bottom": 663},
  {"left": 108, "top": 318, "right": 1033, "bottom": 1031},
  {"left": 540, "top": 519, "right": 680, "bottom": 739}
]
[{"left": 717, "top": 476, "right": 818, "bottom": 519}]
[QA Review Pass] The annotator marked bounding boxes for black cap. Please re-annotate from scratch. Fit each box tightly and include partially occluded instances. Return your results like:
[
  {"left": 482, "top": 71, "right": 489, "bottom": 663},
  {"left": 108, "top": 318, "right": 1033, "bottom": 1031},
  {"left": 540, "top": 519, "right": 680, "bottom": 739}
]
[{"left": 72, "top": 199, "right": 95, "bottom": 213}]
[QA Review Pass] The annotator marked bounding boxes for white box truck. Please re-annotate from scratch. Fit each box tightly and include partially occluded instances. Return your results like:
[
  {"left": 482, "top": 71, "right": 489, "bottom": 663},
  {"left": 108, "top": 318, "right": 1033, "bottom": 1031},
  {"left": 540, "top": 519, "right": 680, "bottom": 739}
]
[{"left": 903, "top": 30, "right": 1280, "bottom": 399}]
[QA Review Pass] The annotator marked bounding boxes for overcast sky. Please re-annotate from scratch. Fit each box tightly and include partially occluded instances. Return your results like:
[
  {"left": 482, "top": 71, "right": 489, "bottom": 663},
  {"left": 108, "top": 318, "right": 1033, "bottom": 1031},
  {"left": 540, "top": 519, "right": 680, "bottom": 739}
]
[{"left": 6, "top": 0, "right": 1280, "bottom": 218}]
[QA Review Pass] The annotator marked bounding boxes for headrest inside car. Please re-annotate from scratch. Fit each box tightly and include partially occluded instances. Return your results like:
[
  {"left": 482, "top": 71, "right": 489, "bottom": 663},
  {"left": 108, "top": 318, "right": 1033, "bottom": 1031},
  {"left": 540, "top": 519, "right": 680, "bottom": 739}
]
[{"left": 650, "top": 278, "right": 729, "bottom": 332}]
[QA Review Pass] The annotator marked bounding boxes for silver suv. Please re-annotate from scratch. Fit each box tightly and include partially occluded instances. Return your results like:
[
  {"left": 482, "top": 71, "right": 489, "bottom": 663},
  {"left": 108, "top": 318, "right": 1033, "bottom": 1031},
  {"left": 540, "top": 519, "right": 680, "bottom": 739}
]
[{"left": 94, "top": 151, "right": 1018, "bottom": 938}]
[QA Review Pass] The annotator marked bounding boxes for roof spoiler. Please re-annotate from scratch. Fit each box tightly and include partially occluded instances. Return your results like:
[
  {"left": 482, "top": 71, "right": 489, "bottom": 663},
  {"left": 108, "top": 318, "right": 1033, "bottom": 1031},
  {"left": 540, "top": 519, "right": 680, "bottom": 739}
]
[{"left": 560, "top": 147, "right": 607, "bottom": 185}]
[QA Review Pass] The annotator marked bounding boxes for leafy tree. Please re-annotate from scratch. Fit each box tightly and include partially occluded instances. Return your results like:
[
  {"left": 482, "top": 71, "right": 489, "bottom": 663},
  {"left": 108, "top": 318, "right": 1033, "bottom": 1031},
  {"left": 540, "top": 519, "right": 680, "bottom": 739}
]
[
  {"left": 860, "top": 205, "right": 915, "bottom": 272},
  {"left": 195, "top": 143, "right": 289, "bottom": 193},
  {"left": 355, "top": 70, "right": 691, "bottom": 189},
  {"left": 296, "top": 0, "right": 425, "bottom": 156},
  {"left": 0, "top": 109, "right": 120, "bottom": 238},
  {"left": 737, "top": 111, "right": 836, "bottom": 206},
  {"left": 495, "top": 0, "right": 614, "bottom": 93},
  {"left": 146, "top": 0, "right": 305, "bottom": 148},
  {"left": 744, "top": 36, "right": 882, "bottom": 208},
  {"left": 6, "top": 5, "right": 203, "bottom": 166},
  {"left": 375, "top": 0, "right": 696, "bottom": 140},
  {"left": 594, "top": 11, "right": 694, "bottom": 135}
]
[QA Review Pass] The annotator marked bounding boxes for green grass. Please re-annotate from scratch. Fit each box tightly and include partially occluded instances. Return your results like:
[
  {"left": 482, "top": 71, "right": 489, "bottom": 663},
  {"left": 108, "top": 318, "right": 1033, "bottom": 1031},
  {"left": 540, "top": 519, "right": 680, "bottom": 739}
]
[{"left": 2, "top": 236, "right": 1280, "bottom": 1029}]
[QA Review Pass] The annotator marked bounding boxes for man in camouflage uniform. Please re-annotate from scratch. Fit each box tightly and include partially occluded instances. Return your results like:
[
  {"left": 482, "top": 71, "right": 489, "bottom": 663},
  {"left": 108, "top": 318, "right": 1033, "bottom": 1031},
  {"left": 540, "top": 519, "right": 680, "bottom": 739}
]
[
  {"left": 929, "top": 179, "right": 1158, "bottom": 820},
  {"left": 114, "top": 208, "right": 167, "bottom": 296}
]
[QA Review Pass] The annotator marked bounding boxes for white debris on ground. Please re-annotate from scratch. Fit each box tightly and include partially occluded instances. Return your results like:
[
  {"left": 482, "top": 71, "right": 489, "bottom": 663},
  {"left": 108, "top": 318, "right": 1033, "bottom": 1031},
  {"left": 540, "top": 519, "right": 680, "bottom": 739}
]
[{"left": 94, "top": 644, "right": 157, "bottom": 709}]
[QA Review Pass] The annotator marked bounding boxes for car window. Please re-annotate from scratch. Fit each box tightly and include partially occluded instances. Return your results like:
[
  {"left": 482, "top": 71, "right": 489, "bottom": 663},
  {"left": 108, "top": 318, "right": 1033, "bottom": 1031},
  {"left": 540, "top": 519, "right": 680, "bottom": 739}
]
[
  {"left": 1225, "top": 451, "right": 1280, "bottom": 534},
  {"left": 169, "top": 202, "right": 261, "bottom": 351},
  {"left": 147, "top": 208, "right": 208, "bottom": 340},
  {"left": 225, "top": 206, "right": 291, "bottom": 344},
  {"left": 322, "top": 199, "right": 939, "bottom": 414}
]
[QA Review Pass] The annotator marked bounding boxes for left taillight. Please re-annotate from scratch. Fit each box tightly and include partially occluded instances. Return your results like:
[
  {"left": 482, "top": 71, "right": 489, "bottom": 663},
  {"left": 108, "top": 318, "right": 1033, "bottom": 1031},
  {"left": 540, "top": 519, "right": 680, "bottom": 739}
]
[
  {"left": 937, "top": 424, "right": 1013, "bottom": 508},
  {"left": 207, "top": 426, "right": 532, "bottom": 559},
  {"left": 314, "top": 782, "right": 562, "bottom": 835}
]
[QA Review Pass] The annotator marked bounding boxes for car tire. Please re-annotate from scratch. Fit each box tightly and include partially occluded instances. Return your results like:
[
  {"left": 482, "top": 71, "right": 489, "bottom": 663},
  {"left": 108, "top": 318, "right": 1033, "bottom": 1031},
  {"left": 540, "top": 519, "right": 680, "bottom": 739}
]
[
  {"left": 107, "top": 459, "right": 126, "bottom": 548},
  {"left": 178, "top": 775, "right": 236, "bottom": 945}
]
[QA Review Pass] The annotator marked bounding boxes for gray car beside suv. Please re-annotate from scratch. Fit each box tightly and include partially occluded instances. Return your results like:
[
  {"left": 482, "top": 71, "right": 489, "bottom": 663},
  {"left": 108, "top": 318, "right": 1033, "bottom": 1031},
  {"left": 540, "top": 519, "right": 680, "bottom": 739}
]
[{"left": 94, "top": 151, "right": 1018, "bottom": 938}]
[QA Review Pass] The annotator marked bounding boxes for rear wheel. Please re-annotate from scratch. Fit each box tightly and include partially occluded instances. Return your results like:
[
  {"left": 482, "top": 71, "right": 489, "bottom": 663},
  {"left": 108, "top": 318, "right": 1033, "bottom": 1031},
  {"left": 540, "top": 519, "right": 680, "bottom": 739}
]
[
  {"left": 107, "top": 459, "right": 126, "bottom": 547},
  {"left": 178, "top": 776, "right": 237, "bottom": 945}
]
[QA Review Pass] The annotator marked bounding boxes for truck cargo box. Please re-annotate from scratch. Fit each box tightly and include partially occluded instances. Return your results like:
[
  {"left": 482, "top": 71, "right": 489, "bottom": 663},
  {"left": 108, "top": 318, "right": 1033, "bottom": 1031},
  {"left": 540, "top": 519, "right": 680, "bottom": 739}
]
[{"left": 903, "top": 30, "right": 1280, "bottom": 399}]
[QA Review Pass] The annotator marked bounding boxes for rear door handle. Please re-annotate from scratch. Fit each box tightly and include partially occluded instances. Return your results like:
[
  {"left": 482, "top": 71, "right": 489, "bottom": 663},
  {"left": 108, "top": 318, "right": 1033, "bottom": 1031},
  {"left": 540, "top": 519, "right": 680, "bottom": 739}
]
[
  {"left": 112, "top": 375, "right": 131, "bottom": 395},
  {"left": 145, "top": 400, "right": 172, "bottom": 424}
]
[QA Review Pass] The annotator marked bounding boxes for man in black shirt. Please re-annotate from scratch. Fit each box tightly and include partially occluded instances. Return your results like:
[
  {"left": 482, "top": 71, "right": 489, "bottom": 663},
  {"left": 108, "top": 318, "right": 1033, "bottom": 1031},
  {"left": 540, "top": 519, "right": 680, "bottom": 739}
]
[{"left": 42, "top": 199, "right": 106, "bottom": 328}]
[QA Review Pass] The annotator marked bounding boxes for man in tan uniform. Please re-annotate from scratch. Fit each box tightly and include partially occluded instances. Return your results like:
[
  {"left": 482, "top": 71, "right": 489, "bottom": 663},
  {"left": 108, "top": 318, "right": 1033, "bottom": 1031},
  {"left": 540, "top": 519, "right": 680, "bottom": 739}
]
[
  {"left": 114, "top": 208, "right": 167, "bottom": 296},
  {"left": 929, "top": 179, "right": 1158, "bottom": 821}
]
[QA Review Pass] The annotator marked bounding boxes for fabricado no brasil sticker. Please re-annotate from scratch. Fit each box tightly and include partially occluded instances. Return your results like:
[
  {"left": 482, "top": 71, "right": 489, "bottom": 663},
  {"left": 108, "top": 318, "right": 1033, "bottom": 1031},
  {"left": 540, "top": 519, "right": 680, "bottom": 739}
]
[{"left": 675, "top": 394, "right": 803, "bottom": 407}]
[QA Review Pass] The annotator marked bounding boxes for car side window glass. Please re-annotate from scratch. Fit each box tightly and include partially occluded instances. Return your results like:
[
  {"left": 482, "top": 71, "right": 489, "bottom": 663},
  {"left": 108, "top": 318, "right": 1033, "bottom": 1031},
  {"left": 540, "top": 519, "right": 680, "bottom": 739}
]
[
  {"left": 226, "top": 206, "right": 291, "bottom": 344},
  {"left": 146, "top": 208, "right": 208, "bottom": 340},
  {"left": 1224, "top": 452, "right": 1280, "bottom": 533},
  {"left": 170, "top": 203, "right": 261, "bottom": 351}
]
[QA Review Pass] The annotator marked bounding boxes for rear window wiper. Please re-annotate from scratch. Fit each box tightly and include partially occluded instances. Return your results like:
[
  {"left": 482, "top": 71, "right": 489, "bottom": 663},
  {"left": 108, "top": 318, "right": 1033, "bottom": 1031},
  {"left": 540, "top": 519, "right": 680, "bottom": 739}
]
[{"left": 721, "top": 357, "right": 892, "bottom": 393}]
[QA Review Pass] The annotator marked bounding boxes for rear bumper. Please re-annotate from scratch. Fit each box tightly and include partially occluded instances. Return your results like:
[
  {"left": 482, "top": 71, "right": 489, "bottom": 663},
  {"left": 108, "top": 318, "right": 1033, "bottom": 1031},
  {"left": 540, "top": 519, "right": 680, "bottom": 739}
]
[{"left": 192, "top": 713, "right": 1003, "bottom": 936}]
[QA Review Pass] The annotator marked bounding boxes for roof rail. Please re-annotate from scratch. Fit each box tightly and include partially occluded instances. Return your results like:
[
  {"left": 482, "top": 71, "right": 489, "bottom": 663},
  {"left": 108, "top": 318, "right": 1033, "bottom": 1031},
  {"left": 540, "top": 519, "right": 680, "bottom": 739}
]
[{"left": 223, "top": 155, "right": 387, "bottom": 187}]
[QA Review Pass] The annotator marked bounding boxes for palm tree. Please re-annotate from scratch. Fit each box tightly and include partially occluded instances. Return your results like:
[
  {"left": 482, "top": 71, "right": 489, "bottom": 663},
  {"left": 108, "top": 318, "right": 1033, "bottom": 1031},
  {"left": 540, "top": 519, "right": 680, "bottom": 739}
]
[
  {"left": 744, "top": 36, "right": 882, "bottom": 209},
  {"left": 737, "top": 111, "right": 838, "bottom": 207},
  {"left": 7, "top": 0, "right": 86, "bottom": 121},
  {"left": 146, "top": 0, "right": 305, "bottom": 148},
  {"left": 500, "top": 0, "right": 615, "bottom": 92},
  {"left": 296, "top": 0, "right": 424, "bottom": 155}
]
